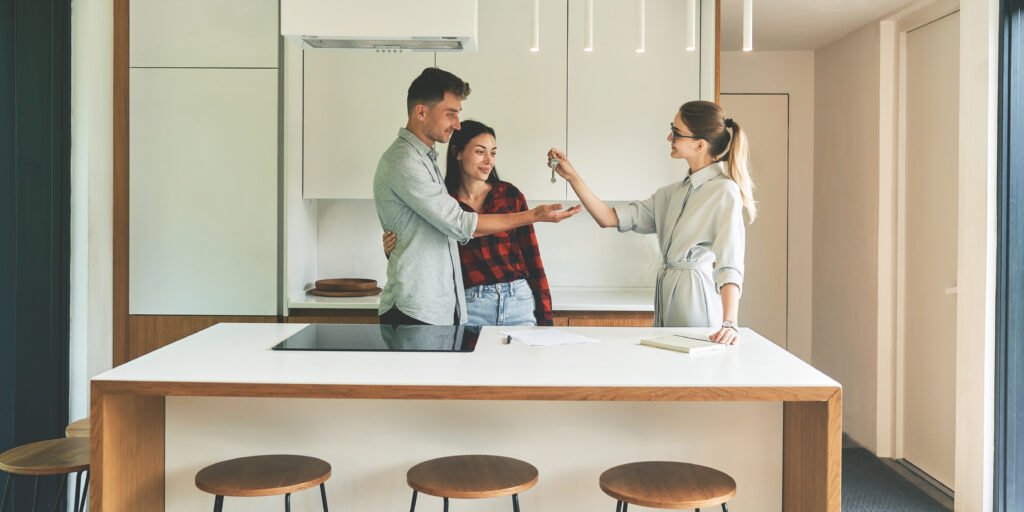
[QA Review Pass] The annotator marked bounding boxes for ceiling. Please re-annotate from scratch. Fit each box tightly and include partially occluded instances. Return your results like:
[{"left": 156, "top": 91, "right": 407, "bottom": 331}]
[{"left": 719, "top": 0, "right": 917, "bottom": 51}]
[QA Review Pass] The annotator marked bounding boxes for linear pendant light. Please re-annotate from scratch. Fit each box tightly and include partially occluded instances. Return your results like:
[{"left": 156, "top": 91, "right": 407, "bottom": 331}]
[
  {"left": 584, "top": 0, "right": 594, "bottom": 52},
  {"left": 636, "top": 0, "right": 646, "bottom": 53},
  {"left": 743, "top": 0, "right": 753, "bottom": 51},
  {"left": 686, "top": 0, "right": 696, "bottom": 51},
  {"left": 530, "top": 0, "right": 540, "bottom": 52}
]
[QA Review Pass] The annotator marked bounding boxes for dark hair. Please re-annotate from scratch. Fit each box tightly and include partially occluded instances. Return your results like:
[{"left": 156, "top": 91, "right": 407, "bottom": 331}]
[
  {"left": 407, "top": 67, "right": 471, "bottom": 116},
  {"left": 444, "top": 120, "right": 500, "bottom": 193},
  {"left": 679, "top": 100, "right": 756, "bottom": 221}
]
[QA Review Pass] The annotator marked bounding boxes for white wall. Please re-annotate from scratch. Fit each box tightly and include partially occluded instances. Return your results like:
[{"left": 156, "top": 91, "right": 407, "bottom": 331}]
[
  {"left": 812, "top": 22, "right": 882, "bottom": 452},
  {"left": 69, "top": 0, "right": 114, "bottom": 422},
  {"left": 313, "top": 199, "right": 662, "bottom": 291},
  {"left": 720, "top": 51, "right": 814, "bottom": 363}
]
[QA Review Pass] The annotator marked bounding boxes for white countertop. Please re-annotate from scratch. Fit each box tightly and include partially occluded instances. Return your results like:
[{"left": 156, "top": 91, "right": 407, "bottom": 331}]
[
  {"left": 94, "top": 323, "right": 838, "bottom": 390},
  {"left": 288, "top": 286, "right": 656, "bottom": 311}
]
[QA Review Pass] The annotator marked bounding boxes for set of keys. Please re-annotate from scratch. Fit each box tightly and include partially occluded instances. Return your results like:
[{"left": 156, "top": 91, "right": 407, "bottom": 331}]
[{"left": 549, "top": 158, "right": 559, "bottom": 183}]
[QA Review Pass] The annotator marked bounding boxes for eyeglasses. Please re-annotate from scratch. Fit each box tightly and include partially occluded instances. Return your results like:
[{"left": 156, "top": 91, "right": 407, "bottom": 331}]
[{"left": 670, "top": 124, "right": 702, "bottom": 142}]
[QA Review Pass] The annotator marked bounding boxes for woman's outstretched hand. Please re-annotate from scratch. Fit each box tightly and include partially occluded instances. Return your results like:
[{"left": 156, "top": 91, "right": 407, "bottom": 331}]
[
  {"left": 547, "top": 148, "right": 580, "bottom": 182},
  {"left": 382, "top": 231, "right": 396, "bottom": 258},
  {"left": 531, "top": 203, "right": 583, "bottom": 223}
]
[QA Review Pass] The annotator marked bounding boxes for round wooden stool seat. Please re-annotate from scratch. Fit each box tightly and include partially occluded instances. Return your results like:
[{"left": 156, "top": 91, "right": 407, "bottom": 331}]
[
  {"left": 65, "top": 418, "right": 89, "bottom": 439},
  {"left": 599, "top": 461, "right": 736, "bottom": 509},
  {"left": 407, "top": 455, "right": 538, "bottom": 499},
  {"left": 0, "top": 438, "right": 90, "bottom": 476},
  {"left": 195, "top": 455, "right": 331, "bottom": 498}
]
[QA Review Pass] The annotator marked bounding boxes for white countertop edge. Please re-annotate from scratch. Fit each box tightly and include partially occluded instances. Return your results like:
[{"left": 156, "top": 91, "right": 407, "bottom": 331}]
[{"left": 288, "top": 286, "right": 656, "bottom": 312}]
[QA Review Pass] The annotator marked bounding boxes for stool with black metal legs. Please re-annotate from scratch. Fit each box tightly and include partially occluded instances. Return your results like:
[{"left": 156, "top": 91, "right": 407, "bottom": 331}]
[
  {"left": 0, "top": 438, "right": 90, "bottom": 512},
  {"left": 195, "top": 455, "right": 331, "bottom": 512},
  {"left": 64, "top": 418, "right": 89, "bottom": 439},
  {"left": 406, "top": 454, "right": 538, "bottom": 511},
  {"left": 599, "top": 461, "right": 736, "bottom": 511}
]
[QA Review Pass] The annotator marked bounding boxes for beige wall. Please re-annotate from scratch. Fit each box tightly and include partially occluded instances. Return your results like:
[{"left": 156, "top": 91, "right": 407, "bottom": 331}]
[
  {"left": 720, "top": 51, "right": 814, "bottom": 364},
  {"left": 812, "top": 22, "right": 882, "bottom": 451}
]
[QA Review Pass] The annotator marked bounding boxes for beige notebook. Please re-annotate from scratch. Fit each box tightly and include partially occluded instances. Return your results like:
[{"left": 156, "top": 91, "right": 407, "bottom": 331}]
[{"left": 640, "top": 335, "right": 725, "bottom": 353}]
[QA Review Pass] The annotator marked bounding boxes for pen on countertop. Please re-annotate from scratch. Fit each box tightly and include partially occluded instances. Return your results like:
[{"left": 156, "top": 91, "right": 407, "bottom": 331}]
[{"left": 673, "top": 333, "right": 712, "bottom": 342}]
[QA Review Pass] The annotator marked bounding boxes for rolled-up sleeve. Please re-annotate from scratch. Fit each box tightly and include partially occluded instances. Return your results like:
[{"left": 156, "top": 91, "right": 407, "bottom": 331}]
[
  {"left": 711, "top": 187, "right": 745, "bottom": 294},
  {"left": 390, "top": 161, "right": 478, "bottom": 243},
  {"left": 614, "top": 195, "right": 657, "bottom": 234}
]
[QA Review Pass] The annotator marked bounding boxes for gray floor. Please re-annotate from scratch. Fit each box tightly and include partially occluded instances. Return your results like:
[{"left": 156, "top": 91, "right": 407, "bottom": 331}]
[{"left": 843, "top": 447, "right": 951, "bottom": 512}]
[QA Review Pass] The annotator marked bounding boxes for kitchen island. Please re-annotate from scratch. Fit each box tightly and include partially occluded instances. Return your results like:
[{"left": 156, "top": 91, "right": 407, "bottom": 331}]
[{"left": 90, "top": 323, "right": 840, "bottom": 511}]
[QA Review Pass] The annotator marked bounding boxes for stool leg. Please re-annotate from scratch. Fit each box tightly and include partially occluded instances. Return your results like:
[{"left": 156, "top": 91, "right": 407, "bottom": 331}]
[
  {"left": 721, "top": 504, "right": 728, "bottom": 512},
  {"left": 51, "top": 474, "right": 67, "bottom": 512},
  {"left": 1, "top": 474, "right": 11, "bottom": 512},
  {"left": 79, "top": 471, "right": 89, "bottom": 512},
  {"left": 621, "top": 502, "right": 628, "bottom": 512},
  {"left": 31, "top": 475, "right": 41, "bottom": 512},
  {"left": 212, "top": 495, "right": 224, "bottom": 512},
  {"left": 72, "top": 472, "right": 81, "bottom": 512},
  {"left": 409, "top": 490, "right": 418, "bottom": 512},
  {"left": 512, "top": 493, "right": 520, "bottom": 512},
  {"left": 320, "top": 482, "right": 328, "bottom": 512},
  {"left": 443, "top": 496, "right": 449, "bottom": 512},
  {"left": 615, "top": 501, "right": 622, "bottom": 512},
  {"left": 285, "top": 492, "right": 291, "bottom": 512}
]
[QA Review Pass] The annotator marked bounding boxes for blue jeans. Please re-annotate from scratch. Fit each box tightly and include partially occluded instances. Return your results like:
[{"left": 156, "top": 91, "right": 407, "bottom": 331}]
[{"left": 465, "top": 279, "right": 537, "bottom": 327}]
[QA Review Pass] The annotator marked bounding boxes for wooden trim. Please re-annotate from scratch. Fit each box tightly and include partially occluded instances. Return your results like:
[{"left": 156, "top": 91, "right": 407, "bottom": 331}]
[
  {"left": 127, "top": 315, "right": 276, "bottom": 360},
  {"left": 782, "top": 388, "right": 842, "bottom": 512},
  {"left": 715, "top": 0, "right": 721, "bottom": 104},
  {"left": 113, "top": 0, "right": 130, "bottom": 367},
  {"left": 91, "top": 381, "right": 165, "bottom": 511},
  {"left": 92, "top": 380, "right": 839, "bottom": 403}
]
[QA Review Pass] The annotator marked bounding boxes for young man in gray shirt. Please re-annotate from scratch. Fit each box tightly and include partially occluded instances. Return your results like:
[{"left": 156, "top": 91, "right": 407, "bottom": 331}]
[{"left": 373, "top": 68, "right": 580, "bottom": 325}]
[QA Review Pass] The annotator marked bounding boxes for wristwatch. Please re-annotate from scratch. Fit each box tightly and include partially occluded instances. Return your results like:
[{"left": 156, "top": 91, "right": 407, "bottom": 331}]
[{"left": 721, "top": 320, "right": 738, "bottom": 332}]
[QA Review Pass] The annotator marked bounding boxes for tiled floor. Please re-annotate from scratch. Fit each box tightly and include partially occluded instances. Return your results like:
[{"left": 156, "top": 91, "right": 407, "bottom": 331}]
[{"left": 843, "top": 447, "right": 952, "bottom": 512}]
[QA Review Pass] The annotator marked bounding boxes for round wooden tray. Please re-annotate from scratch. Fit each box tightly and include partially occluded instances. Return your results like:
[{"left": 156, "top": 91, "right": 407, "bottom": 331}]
[
  {"left": 309, "top": 287, "right": 382, "bottom": 297},
  {"left": 314, "top": 278, "right": 378, "bottom": 292}
]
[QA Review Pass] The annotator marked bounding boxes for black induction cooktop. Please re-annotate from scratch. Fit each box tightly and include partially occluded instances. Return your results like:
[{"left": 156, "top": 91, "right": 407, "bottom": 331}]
[{"left": 271, "top": 324, "right": 481, "bottom": 352}]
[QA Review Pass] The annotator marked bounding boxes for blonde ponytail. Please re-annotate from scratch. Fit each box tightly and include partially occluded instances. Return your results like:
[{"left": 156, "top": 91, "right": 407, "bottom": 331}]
[{"left": 722, "top": 121, "right": 757, "bottom": 222}]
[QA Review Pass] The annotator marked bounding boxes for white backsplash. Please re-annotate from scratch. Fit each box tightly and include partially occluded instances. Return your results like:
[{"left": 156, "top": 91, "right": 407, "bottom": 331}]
[{"left": 316, "top": 199, "right": 661, "bottom": 288}]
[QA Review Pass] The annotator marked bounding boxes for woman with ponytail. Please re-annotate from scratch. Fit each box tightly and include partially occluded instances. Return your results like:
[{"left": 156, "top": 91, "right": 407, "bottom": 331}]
[{"left": 548, "top": 101, "right": 754, "bottom": 344}]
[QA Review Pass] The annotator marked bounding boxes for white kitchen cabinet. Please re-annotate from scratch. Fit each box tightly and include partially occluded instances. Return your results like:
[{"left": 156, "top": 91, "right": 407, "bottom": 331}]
[
  {"left": 566, "top": 0, "right": 703, "bottom": 201},
  {"left": 302, "top": 50, "right": 435, "bottom": 199},
  {"left": 436, "top": 0, "right": 568, "bottom": 201},
  {"left": 129, "top": 68, "right": 278, "bottom": 315},
  {"left": 130, "top": 0, "right": 278, "bottom": 68}
]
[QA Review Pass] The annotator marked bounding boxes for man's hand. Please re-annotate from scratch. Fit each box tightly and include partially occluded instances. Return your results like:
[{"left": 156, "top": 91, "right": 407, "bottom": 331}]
[
  {"left": 382, "top": 231, "right": 397, "bottom": 258},
  {"left": 531, "top": 203, "right": 583, "bottom": 223}
]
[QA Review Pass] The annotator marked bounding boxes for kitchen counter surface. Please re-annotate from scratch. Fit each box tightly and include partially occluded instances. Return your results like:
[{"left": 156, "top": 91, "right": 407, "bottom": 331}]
[{"left": 288, "top": 286, "right": 656, "bottom": 312}]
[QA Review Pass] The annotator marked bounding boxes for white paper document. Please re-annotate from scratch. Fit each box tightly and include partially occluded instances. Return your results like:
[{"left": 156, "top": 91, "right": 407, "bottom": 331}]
[{"left": 500, "top": 329, "right": 600, "bottom": 347}]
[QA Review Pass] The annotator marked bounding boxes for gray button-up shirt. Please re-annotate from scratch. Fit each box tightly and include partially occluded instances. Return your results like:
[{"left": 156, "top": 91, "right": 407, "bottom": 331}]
[{"left": 373, "top": 128, "right": 479, "bottom": 325}]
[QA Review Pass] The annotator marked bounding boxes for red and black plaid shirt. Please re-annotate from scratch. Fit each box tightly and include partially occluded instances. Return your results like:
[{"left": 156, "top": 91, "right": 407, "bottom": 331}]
[{"left": 454, "top": 181, "right": 554, "bottom": 326}]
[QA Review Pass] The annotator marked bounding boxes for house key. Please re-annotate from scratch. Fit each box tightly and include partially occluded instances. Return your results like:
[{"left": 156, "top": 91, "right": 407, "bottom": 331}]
[{"left": 549, "top": 158, "right": 559, "bottom": 183}]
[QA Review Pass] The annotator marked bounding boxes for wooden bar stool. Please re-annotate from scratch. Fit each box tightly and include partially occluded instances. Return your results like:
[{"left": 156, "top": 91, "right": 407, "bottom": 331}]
[
  {"left": 195, "top": 454, "right": 331, "bottom": 512},
  {"left": 599, "top": 461, "right": 736, "bottom": 511},
  {"left": 406, "top": 454, "right": 538, "bottom": 512},
  {"left": 0, "top": 438, "right": 90, "bottom": 512},
  {"left": 64, "top": 418, "right": 89, "bottom": 439}
]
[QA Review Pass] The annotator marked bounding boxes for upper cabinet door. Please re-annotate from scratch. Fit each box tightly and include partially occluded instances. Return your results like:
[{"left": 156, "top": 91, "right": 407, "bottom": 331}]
[
  {"left": 567, "top": 0, "right": 702, "bottom": 201},
  {"left": 130, "top": 0, "right": 279, "bottom": 68},
  {"left": 303, "top": 51, "right": 434, "bottom": 199},
  {"left": 437, "top": 0, "right": 569, "bottom": 202}
]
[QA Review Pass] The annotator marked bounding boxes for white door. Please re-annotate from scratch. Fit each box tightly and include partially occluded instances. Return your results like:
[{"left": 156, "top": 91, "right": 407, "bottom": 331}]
[
  {"left": 718, "top": 94, "right": 788, "bottom": 347},
  {"left": 901, "top": 11, "right": 959, "bottom": 488}
]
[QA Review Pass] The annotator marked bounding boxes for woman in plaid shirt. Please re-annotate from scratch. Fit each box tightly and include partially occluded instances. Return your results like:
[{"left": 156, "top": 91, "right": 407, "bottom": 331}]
[{"left": 384, "top": 120, "right": 554, "bottom": 326}]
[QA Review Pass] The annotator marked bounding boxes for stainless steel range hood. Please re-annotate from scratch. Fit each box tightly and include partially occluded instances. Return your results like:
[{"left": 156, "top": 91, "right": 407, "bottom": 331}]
[{"left": 282, "top": 0, "right": 478, "bottom": 52}]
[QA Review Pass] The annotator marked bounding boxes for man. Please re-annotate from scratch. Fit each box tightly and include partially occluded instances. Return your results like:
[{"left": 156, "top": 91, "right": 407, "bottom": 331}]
[{"left": 373, "top": 67, "right": 580, "bottom": 325}]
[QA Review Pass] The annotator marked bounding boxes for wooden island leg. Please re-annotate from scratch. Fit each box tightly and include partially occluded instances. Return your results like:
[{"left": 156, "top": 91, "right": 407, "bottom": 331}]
[
  {"left": 783, "top": 389, "right": 842, "bottom": 511},
  {"left": 91, "top": 382, "right": 165, "bottom": 511}
]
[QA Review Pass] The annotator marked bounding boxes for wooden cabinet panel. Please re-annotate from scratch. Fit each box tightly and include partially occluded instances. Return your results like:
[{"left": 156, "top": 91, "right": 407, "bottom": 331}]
[
  {"left": 287, "top": 309, "right": 380, "bottom": 324},
  {"left": 130, "top": 0, "right": 278, "bottom": 68},
  {"left": 127, "top": 315, "right": 277, "bottom": 361},
  {"left": 566, "top": 0, "right": 702, "bottom": 201},
  {"left": 563, "top": 311, "right": 654, "bottom": 327}
]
